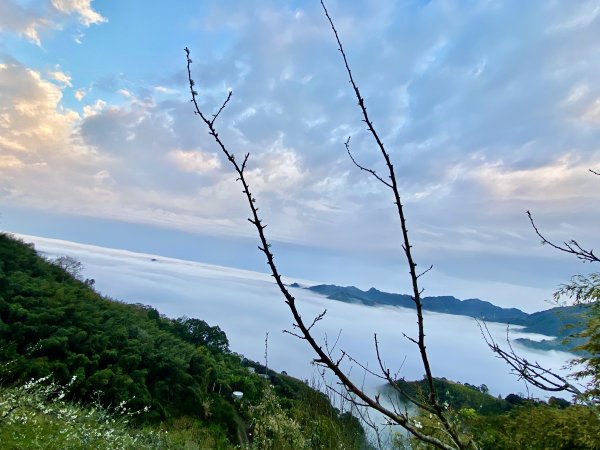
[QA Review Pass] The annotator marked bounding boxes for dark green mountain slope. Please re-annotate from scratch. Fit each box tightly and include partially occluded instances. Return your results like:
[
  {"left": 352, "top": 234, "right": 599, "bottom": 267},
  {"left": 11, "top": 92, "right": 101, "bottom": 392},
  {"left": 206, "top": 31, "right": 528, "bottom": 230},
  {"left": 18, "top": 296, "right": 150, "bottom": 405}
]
[
  {"left": 386, "top": 377, "right": 600, "bottom": 450},
  {"left": 0, "top": 233, "right": 366, "bottom": 448},
  {"left": 305, "top": 284, "right": 587, "bottom": 352}
]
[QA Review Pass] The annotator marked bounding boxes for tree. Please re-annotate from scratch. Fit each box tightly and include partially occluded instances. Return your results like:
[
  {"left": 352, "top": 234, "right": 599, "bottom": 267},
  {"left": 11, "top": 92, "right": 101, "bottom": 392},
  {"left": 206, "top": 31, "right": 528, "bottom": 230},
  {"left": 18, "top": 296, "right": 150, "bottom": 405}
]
[
  {"left": 52, "top": 255, "right": 84, "bottom": 280},
  {"left": 174, "top": 317, "right": 230, "bottom": 353},
  {"left": 554, "top": 273, "right": 599, "bottom": 403},
  {"left": 51, "top": 255, "right": 95, "bottom": 287},
  {"left": 483, "top": 170, "right": 599, "bottom": 406},
  {"left": 184, "top": 2, "right": 478, "bottom": 449}
]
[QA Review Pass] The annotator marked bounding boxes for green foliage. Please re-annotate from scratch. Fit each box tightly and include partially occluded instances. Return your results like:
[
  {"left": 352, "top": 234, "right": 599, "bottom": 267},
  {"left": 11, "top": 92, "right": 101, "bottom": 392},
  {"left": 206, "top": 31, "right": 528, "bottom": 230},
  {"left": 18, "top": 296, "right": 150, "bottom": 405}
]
[
  {"left": 387, "top": 377, "right": 512, "bottom": 416},
  {"left": 403, "top": 404, "right": 600, "bottom": 450},
  {"left": 391, "top": 378, "right": 600, "bottom": 450},
  {"left": 0, "top": 233, "right": 367, "bottom": 448},
  {"left": 554, "top": 273, "right": 600, "bottom": 304},
  {"left": 247, "top": 386, "right": 309, "bottom": 450},
  {"left": 172, "top": 316, "right": 230, "bottom": 353},
  {"left": 468, "top": 405, "right": 600, "bottom": 450},
  {"left": 555, "top": 272, "right": 600, "bottom": 403},
  {"left": 575, "top": 302, "right": 600, "bottom": 402}
]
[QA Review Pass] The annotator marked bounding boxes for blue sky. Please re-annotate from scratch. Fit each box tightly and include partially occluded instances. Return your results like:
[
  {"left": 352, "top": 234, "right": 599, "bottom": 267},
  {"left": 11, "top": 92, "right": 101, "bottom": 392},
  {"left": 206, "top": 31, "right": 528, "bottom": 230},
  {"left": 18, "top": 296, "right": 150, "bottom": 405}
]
[{"left": 1, "top": 0, "right": 599, "bottom": 309}]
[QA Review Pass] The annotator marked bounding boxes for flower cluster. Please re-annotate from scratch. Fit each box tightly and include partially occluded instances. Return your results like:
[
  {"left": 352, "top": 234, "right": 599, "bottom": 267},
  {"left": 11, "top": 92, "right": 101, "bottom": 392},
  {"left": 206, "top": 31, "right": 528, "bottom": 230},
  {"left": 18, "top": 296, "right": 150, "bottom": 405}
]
[{"left": 0, "top": 375, "right": 166, "bottom": 449}]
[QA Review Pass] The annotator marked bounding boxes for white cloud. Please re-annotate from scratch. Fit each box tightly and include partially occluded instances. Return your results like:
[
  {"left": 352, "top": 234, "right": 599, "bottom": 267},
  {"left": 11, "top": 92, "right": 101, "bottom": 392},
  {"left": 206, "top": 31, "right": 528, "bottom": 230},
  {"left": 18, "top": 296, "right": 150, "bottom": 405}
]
[
  {"left": 2, "top": 1, "right": 600, "bottom": 299},
  {"left": 472, "top": 154, "right": 600, "bottom": 203},
  {"left": 167, "top": 149, "right": 222, "bottom": 173},
  {"left": 0, "top": 0, "right": 105, "bottom": 45},
  {"left": 154, "top": 86, "right": 177, "bottom": 94},
  {"left": 48, "top": 69, "right": 72, "bottom": 87},
  {"left": 82, "top": 99, "right": 106, "bottom": 117},
  {"left": 74, "top": 89, "right": 86, "bottom": 101},
  {"left": 0, "top": 57, "right": 114, "bottom": 217},
  {"left": 0, "top": 154, "right": 24, "bottom": 169},
  {"left": 0, "top": 60, "right": 80, "bottom": 156},
  {"left": 51, "top": 0, "right": 106, "bottom": 26},
  {"left": 583, "top": 97, "right": 600, "bottom": 123},
  {"left": 565, "top": 83, "right": 590, "bottom": 104},
  {"left": 547, "top": 1, "right": 600, "bottom": 32},
  {"left": 0, "top": 1, "right": 49, "bottom": 45},
  {"left": 246, "top": 147, "right": 306, "bottom": 194}
]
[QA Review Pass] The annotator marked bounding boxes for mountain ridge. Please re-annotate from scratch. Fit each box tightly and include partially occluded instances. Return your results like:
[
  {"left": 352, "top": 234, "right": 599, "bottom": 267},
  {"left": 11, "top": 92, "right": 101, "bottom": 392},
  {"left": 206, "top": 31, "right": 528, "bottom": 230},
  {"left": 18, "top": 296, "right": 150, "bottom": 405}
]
[{"left": 298, "top": 284, "right": 586, "bottom": 352}]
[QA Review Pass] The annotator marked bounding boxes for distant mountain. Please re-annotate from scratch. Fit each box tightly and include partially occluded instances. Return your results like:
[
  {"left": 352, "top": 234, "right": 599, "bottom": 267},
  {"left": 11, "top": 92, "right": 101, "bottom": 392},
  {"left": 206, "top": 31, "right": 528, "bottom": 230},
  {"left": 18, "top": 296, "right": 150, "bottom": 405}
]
[{"left": 304, "top": 284, "right": 588, "bottom": 352}]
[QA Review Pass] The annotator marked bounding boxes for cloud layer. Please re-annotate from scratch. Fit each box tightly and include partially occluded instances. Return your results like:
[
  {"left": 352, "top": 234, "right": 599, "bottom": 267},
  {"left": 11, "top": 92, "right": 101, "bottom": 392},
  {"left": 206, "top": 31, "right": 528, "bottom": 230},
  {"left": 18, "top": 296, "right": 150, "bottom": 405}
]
[
  {"left": 26, "top": 234, "right": 576, "bottom": 402},
  {"left": 1, "top": 1, "right": 599, "bottom": 304}
]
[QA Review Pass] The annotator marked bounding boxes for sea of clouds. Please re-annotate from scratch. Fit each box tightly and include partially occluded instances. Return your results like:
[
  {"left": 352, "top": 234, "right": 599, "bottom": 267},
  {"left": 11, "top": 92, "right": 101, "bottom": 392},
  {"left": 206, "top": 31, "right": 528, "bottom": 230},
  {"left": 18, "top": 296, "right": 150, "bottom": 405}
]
[{"left": 19, "top": 234, "right": 577, "bottom": 404}]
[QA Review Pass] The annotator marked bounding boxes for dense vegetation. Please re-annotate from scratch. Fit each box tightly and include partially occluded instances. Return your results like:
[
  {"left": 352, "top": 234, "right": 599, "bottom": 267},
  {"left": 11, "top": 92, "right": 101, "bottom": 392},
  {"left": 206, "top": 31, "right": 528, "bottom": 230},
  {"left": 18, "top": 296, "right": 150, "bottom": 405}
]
[
  {"left": 0, "top": 233, "right": 367, "bottom": 448},
  {"left": 389, "top": 378, "right": 600, "bottom": 450}
]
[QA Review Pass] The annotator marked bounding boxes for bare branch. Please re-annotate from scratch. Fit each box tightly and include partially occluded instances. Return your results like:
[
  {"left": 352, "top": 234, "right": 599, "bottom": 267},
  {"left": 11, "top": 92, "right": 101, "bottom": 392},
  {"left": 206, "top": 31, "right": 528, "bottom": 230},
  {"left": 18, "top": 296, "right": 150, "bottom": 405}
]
[
  {"left": 402, "top": 332, "right": 419, "bottom": 346},
  {"left": 186, "top": 42, "right": 467, "bottom": 450},
  {"left": 320, "top": 0, "right": 446, "bottom": 428},
  {"left": 417, "top": 264, "right": 434, "bottom": 279},
  {"left": 212, "top": 90, "right": 232, "bottom": 124},
  {"left": 345, "top": 137, "right": 392, "bottom": 188},
  {"left": 315, "top": 11, "right": 466, "bottom": 445},
  {"left": 282, "top": 327, "right": 305, "bottom": 340},
  {"left": 186, "top": 0, "right": 489, "bottom": 443},
  {"left": 374, "top": 334, "right": 437, "bottom": 414},
  {"left": 527, "top": 211, "right": 598, "bottom": 263},
  {"left": 478, "top": 320, "right": 583, "bottom": 397},
  {"left": 307, "top": 309, "right": 327, "bottom": 332}
]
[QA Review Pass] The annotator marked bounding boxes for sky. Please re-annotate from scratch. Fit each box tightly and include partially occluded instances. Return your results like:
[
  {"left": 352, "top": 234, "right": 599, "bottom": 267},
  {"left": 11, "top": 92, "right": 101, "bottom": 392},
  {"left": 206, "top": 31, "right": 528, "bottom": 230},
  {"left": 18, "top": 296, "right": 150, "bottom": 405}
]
[{"left": 1, "top": 0, "right": 600, "bottom": 310}]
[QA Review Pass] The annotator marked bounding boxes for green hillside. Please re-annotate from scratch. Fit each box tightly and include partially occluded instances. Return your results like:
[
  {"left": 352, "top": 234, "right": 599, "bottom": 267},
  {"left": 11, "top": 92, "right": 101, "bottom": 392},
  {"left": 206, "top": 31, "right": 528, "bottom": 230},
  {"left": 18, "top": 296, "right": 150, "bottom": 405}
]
[
  {"left": 306, "top": 284, "right": 588, "bottom": 353},
  {"left": 387, "top": 378, "right": 600, "bottom": 450},
  {"left": 0, "top": 233, "right": 367, "bottom": 449}
]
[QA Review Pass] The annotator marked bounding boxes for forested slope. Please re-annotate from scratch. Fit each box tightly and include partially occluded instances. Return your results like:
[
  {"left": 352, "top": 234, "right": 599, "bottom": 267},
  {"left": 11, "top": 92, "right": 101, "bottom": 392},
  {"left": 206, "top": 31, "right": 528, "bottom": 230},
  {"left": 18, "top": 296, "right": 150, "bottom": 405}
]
[{"left": 0, "top": 233, "right": 366, "bottom": 448}]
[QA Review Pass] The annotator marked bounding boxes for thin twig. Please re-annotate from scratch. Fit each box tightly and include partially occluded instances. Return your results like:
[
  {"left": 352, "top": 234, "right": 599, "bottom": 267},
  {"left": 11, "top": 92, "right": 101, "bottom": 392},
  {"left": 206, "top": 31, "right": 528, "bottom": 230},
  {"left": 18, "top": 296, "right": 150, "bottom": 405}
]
[
  {"left": 345, "top": 137, "right": 392, "bottom": 188},
  {"left": 212, "top": 90, "right": 232, "bottom": 124},
  {"left": 527, "top": 211, "right": 598, "bottom": 263},
  {"left": 478, "top": 320, "right": 582, "bottom": 396}
]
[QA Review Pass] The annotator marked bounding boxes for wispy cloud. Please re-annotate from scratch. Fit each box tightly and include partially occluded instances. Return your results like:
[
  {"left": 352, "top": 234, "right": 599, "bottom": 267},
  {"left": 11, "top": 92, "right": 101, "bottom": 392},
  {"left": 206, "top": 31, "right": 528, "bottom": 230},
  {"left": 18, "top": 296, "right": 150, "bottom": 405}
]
[
  {"left": 50, "top": 0, "right": 106, "bottom": 26},
  {"left": 0, "top": 0, "right": 105, "bottom": 45}
]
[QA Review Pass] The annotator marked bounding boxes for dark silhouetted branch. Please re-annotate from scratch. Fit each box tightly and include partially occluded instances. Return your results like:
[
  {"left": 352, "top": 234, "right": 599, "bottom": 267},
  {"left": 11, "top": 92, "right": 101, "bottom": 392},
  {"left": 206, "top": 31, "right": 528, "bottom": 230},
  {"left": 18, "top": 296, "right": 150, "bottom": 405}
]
[
  {"left": 345, "top": 137, "right": 392, "bottom": 188},
  {"left": 479, "top": 321, "right": 583, "bottom": 397},
  {"left": 322, "top": 2, "right": 472, "bottom": 447},
  {"left": 527, "top": 210, "right": 598, "bottom": 263},
  {"left": 186, "top": 46, "right": 461, "bottom": 450}
]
